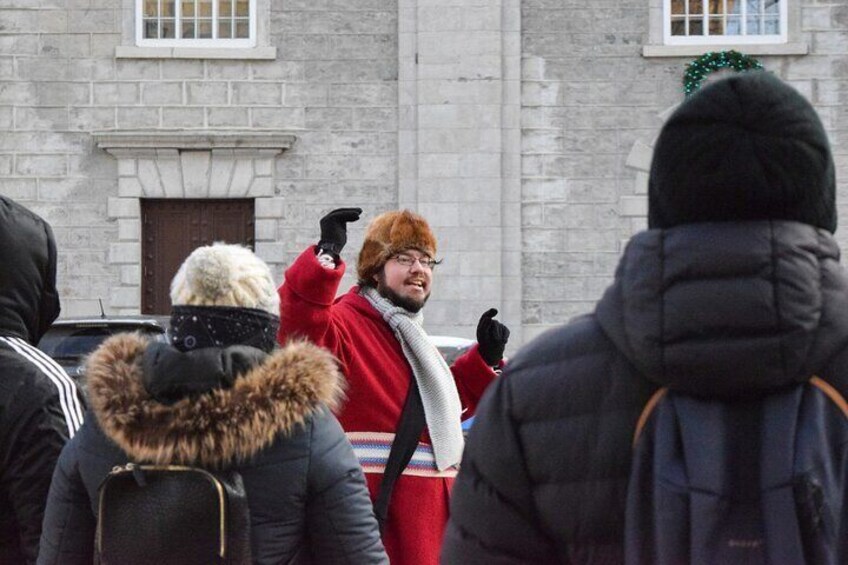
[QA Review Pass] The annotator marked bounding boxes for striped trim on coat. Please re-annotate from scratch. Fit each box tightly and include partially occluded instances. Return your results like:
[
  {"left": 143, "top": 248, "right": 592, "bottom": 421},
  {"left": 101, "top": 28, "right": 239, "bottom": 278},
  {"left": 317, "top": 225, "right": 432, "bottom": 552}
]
[{"left": 0, "top": 336, "right": 84, "bottom": 436}]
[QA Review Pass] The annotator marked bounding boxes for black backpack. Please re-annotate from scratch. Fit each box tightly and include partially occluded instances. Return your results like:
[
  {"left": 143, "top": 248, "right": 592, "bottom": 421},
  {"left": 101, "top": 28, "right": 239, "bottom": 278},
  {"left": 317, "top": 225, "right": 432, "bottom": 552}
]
[
  {"left": 95, "top": 463, "right": 252, "bottom": 565},
  {"left": 626, "top": 377, "right": 848, "bottom": 564}
]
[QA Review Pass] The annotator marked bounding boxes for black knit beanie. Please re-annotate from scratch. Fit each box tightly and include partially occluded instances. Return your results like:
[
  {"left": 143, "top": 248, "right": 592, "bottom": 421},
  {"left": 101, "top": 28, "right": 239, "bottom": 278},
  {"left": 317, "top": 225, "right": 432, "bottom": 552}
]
[{"left": 648, "top": 71, "right": 836, "bottom": 233}]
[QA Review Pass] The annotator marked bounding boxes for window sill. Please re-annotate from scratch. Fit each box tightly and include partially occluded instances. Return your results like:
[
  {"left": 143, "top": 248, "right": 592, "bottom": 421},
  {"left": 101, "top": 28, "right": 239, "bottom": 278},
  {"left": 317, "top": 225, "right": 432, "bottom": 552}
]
[
  {"left": 642, "top": 43, "right": 808, "bottom": 58},
  {"left": 115, "top": 46, "right": 277, "bottom": 60},
  {"left": 92, "top": 129, "right": 296, "bottom": 151}
]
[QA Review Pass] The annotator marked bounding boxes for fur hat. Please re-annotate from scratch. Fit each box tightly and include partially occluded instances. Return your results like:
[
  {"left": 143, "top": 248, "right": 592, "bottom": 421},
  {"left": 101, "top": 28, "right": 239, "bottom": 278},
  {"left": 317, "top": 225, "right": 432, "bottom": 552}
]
[
  {"left": 357, "top": 210, "right": 437, "bottom": 283},
  {"left": 648, "top": 72, "right": 837, "bottom": 233},
  {"left": 170, "top": 243, "right": 279, "bottom": 316}
]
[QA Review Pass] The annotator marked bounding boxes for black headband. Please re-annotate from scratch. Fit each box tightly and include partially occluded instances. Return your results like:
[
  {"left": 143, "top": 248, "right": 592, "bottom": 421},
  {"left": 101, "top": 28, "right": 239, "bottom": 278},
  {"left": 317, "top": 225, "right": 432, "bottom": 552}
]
[{"left": 169, "top": 305, "right": 280, "bottom": 354}]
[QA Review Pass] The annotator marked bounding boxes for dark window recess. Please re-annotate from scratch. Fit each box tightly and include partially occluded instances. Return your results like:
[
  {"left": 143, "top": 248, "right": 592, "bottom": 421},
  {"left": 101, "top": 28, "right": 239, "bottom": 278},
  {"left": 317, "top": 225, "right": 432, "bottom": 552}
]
[{"left": 141, "top": 199, "right": 255, "bottom": 315}]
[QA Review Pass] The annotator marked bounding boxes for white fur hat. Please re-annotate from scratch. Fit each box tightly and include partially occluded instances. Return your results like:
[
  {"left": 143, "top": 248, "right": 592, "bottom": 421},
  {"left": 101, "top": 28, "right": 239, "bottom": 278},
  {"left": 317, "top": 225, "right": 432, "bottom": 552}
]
[{"left": 169, "top": 243, "right": 280, "bottom": 316}]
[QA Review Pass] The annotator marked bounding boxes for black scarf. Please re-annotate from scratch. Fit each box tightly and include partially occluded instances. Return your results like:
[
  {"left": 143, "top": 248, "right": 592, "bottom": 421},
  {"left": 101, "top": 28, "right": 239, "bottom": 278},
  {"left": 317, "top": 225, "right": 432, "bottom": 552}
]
[{"left": 169, "top": 305, "right": 280, "bottom": 354}]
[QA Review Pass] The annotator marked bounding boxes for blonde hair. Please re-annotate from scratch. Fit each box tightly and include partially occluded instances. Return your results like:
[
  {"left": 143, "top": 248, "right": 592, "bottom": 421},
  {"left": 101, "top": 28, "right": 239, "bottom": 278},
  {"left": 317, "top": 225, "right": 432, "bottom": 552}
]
[{"left": 169, "top": 243, "right": 280, "bottom": 316}]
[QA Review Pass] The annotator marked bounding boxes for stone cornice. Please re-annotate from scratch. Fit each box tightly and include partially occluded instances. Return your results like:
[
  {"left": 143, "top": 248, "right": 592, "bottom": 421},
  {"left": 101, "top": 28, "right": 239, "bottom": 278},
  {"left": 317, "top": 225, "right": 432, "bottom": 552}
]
[{"left": 92, "top": 130, "right": 297, "bottom": 154}]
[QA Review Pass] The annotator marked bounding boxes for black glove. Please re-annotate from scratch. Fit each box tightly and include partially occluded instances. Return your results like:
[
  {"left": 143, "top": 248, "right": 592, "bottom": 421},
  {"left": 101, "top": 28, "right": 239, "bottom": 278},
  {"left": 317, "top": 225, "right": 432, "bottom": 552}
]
[
  {"left": 318, "top": 207, "right": 362, "bottom": 255},
  {"left": 476, "top": 308, "right": 510, "bottom": 366}
]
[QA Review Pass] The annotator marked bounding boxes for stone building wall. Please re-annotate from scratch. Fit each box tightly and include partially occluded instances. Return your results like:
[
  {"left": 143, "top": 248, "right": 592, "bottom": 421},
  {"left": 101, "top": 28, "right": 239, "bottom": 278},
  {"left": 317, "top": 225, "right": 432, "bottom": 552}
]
[
  {"left": 520, "top": 0, "right": 848, "bottom": 342},
  {"left": 0, "top": 0, "right": 399, "bottom": 317},
  {"left": 1, "top": 0, "right": 846, "bottom": 347}
]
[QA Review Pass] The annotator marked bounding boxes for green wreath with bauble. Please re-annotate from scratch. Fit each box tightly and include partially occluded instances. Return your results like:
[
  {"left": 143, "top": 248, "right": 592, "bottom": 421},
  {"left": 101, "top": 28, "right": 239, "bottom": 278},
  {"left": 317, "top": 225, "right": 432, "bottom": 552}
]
[{"left": 683, "top": 50, "right": 764, "bottom": 96}]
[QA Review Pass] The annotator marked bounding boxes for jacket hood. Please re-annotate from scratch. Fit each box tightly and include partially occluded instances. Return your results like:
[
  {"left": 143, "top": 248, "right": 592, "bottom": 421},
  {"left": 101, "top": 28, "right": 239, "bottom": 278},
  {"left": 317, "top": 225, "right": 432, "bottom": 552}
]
[
  {"left": 85, "top": 333, "right": 345, "bottom": 467},
  {"left": 0, "top": 196, "right": 60, "bottom": 343},
  {"left": 596, "top": 221, "right": 848, "bottom": 398}
]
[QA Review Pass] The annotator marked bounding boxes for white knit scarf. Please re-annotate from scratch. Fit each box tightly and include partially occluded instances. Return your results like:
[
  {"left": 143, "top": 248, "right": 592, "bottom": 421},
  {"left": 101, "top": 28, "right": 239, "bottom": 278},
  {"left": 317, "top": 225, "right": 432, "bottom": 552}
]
[{"left": 361, "top": 286, "right": 464, "bottom": 471}]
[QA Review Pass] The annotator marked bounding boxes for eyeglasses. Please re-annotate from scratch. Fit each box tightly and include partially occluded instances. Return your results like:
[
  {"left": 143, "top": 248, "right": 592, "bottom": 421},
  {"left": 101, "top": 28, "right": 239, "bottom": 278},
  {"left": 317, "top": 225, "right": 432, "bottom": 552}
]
[{"left": 391, "top": 253, "right": 439, "bottom": 270}]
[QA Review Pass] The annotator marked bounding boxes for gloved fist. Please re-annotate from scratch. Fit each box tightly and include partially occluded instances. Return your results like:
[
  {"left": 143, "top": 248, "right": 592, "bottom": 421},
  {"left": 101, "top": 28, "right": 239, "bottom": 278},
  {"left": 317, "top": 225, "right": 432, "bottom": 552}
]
[
  {"left": 318, "top": 207, "right": 362, "bottom": 255},
  {"left": 476, "top": 308, "right": 510, "bottom": 366}
]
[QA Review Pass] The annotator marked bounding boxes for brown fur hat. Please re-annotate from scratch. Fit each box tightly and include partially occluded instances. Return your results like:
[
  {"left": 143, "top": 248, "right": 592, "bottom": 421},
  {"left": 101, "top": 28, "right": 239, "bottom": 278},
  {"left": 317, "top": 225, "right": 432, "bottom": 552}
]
[{"left": 357, "top": 210, "right": 437, "bottom": 284}]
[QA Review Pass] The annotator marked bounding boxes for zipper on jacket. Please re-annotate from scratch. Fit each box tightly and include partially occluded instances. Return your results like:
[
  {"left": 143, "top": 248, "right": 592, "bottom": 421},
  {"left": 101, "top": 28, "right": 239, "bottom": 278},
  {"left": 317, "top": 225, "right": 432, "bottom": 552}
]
[{"left": 96, "top": 463, "right": 227, "bottom": 558}]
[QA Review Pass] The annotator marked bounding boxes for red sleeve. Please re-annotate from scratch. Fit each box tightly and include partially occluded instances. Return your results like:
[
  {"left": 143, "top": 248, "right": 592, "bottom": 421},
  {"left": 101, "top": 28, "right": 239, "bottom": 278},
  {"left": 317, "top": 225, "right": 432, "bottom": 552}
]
[
  {"left": 277, "top": 246, "right": 346, "bottom": 347},
  {"left": 451, "top": 343, "right": 497, "bottom": 417}
]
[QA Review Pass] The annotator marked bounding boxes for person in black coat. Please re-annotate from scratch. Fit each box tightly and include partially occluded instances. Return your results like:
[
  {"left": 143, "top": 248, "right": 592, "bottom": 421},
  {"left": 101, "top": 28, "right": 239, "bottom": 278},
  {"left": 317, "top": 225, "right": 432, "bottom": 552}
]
[
  {"left": 442, "top": 72, "right": 848, "bottom": 563},
  {"left": 38, "top": 243, "right": 387, "bottom": 564},
  {"left": 0, "top": 196, "right": 84, "bottom": 565}
]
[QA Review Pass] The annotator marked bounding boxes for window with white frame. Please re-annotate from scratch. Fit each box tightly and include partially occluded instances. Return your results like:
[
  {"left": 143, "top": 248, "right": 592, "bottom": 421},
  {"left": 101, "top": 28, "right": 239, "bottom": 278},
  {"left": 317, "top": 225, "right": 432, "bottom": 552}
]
[
  {"left": 137, "top": 0, "right": 256, "bottom": 47},
  {"left": 665, "top": 0, "right": 787, "bottom": 45}
]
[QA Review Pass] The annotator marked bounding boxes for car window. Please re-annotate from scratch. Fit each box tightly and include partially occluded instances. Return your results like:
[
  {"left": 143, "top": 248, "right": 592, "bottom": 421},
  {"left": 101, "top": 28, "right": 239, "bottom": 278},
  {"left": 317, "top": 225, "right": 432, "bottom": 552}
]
[
  {"left": 437, "top": 345, "right": 472, "bottom": 365},
  {"left": 37, "top": 328, "right": 115, "bottom": 360},
  {"left": 38, "top": 325, "right": 168, "bottom": 361}
]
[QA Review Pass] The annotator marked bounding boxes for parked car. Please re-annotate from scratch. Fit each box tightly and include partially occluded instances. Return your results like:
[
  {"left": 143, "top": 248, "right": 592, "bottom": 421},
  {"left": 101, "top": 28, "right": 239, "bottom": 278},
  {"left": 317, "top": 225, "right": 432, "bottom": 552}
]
[
  {"left": 430, "top": 335, "right": 475, "bottom": 365},
  {"left": 37, "top": 316, "right": 169, "bottom": 381},
  {"left": 429, "top": 335, "right": 479, "bottom": 433}
]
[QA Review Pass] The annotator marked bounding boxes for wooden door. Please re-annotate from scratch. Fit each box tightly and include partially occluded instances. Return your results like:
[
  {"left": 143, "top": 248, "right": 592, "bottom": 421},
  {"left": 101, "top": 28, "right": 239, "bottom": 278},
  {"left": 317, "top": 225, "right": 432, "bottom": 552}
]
[{"left": 141, "top": 199, "right": 255, "bottom": 314}]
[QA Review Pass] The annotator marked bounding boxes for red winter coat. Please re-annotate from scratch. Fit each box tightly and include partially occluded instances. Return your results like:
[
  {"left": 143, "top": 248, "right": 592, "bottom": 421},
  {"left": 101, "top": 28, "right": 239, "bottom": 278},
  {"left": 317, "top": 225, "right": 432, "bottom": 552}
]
[{"left": 278, "top": 247, "right": 496, "bottom": 565}]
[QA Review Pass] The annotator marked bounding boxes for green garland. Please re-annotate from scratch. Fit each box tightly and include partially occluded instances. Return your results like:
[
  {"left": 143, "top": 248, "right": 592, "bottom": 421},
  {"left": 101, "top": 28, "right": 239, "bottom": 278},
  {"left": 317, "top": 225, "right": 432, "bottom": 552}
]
[{"left": 683, "top": 50, "right": 764, "bottom": 96}]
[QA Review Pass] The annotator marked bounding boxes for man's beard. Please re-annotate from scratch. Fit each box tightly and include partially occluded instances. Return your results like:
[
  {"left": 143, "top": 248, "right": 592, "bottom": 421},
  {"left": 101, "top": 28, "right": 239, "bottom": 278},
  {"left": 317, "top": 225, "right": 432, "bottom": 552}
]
[{"left": 376, "top": 279, "right": 430, "bottom": 313}]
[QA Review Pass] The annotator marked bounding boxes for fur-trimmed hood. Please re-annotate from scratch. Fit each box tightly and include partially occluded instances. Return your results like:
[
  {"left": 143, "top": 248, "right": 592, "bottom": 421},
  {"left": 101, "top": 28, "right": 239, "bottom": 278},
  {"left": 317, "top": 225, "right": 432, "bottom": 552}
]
[{"left": 85, "top": 333, "right": 345, "bottom": 467}]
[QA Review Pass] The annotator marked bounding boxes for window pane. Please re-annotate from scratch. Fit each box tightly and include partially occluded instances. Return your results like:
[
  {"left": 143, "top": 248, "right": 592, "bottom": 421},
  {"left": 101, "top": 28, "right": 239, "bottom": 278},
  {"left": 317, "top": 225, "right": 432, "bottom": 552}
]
[
  {"left": 763, "top": 16, "right": 779, "bottom": 33},
  {"left": 689, "top": 18, "right": 704, "bottom": 34},
  {"left": 218, "top": 18, "right": 232, "bottom": 38},
  {"left": 667, "top": 0, "right": 780, "bottom": 40},
  {"left": 708, "top": 16, "right": 724, "bottom": 34},
  {"left": 143, "top": 18, "right": 158, "bottom": 37},
  {"left": 144, "top": 0, "right": 158, "bottom": 16},
  {"left": 140, "top": 0, "right": 253, "bottom": 43},
  {"left": 161, "top": 18, "right": 175, "bottom": 37},
  {"left": 725, "top": 15, "right": 741, "bottom": 34}
]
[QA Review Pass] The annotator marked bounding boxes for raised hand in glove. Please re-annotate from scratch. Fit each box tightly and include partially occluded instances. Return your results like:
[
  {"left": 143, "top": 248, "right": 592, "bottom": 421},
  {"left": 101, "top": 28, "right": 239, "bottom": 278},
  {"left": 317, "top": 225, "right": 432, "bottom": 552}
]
[
  {"left": 318, "top": 207, "right": 362, "bottom": 255},
  {"left": 476, "top": 308, "right": 510, "bottom": 366}
]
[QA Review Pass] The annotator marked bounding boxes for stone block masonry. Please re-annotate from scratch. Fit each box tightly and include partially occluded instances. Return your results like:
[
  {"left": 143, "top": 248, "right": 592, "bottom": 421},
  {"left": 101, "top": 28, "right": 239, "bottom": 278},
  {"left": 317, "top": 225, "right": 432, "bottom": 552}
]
[
  {"left": 1, "top": 0, "right": 399, "bottom": 319},
  {"left": 521, "top": 0, "right": 848, "bottom": 340},
  {"left": 0, "top": 0, "right": 845, "bottom": 346}
]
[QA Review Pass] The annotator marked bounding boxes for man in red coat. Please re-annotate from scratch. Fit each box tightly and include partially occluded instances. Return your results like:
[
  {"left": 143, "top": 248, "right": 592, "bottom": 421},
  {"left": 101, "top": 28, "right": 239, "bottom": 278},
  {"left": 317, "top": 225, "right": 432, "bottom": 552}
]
[{"left": 277, "top": 208, "right": 509, "bottom": 565}]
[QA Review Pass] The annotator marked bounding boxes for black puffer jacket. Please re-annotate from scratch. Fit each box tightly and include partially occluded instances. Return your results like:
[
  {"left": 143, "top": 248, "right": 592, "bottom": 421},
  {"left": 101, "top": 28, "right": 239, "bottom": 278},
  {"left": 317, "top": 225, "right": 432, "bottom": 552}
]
[
  {"left": 38, "top": 334, "right": 388, "bottom": 565},
  {"left": 442, "top": 221, "right": 848, "bottom": 564},
  {"left": 0, "top": 196, "right": 84, "bottom": 565}
]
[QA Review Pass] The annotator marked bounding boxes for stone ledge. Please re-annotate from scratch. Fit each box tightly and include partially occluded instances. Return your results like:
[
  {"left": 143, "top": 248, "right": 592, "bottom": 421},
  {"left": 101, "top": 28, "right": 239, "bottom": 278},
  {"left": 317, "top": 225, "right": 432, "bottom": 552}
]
[
  {"left": 92, "top": 130, "right": 297, "bottom": 153},
  {"left": 642, "top": 43, "right": 808, "bottom": 58},
  {"left": 115, "top": 46, "right": 277, "bottom": 60}
]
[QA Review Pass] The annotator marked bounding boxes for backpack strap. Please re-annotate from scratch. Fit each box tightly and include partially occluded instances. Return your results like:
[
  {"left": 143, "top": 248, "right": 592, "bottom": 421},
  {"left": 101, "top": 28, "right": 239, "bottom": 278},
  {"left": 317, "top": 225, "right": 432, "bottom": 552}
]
[
  {"left": 632, "top": 387, "right": 667, "bottom": 447},
  {"left": 372, "top": 375, "right": 427, "bottom": 532},
  {"left": 632, "top": 377, "right": 848, "bottom": 449},
  {"left": 809, "top": 376, "right": 848, "bottom": 418}
]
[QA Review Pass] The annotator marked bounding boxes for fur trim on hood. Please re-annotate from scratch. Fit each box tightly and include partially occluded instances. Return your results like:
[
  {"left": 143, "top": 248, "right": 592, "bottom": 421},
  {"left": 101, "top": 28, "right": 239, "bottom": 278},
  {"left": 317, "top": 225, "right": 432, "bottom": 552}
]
[{"left": 85, "top": 333, "right": 345, "bottom": 467}]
